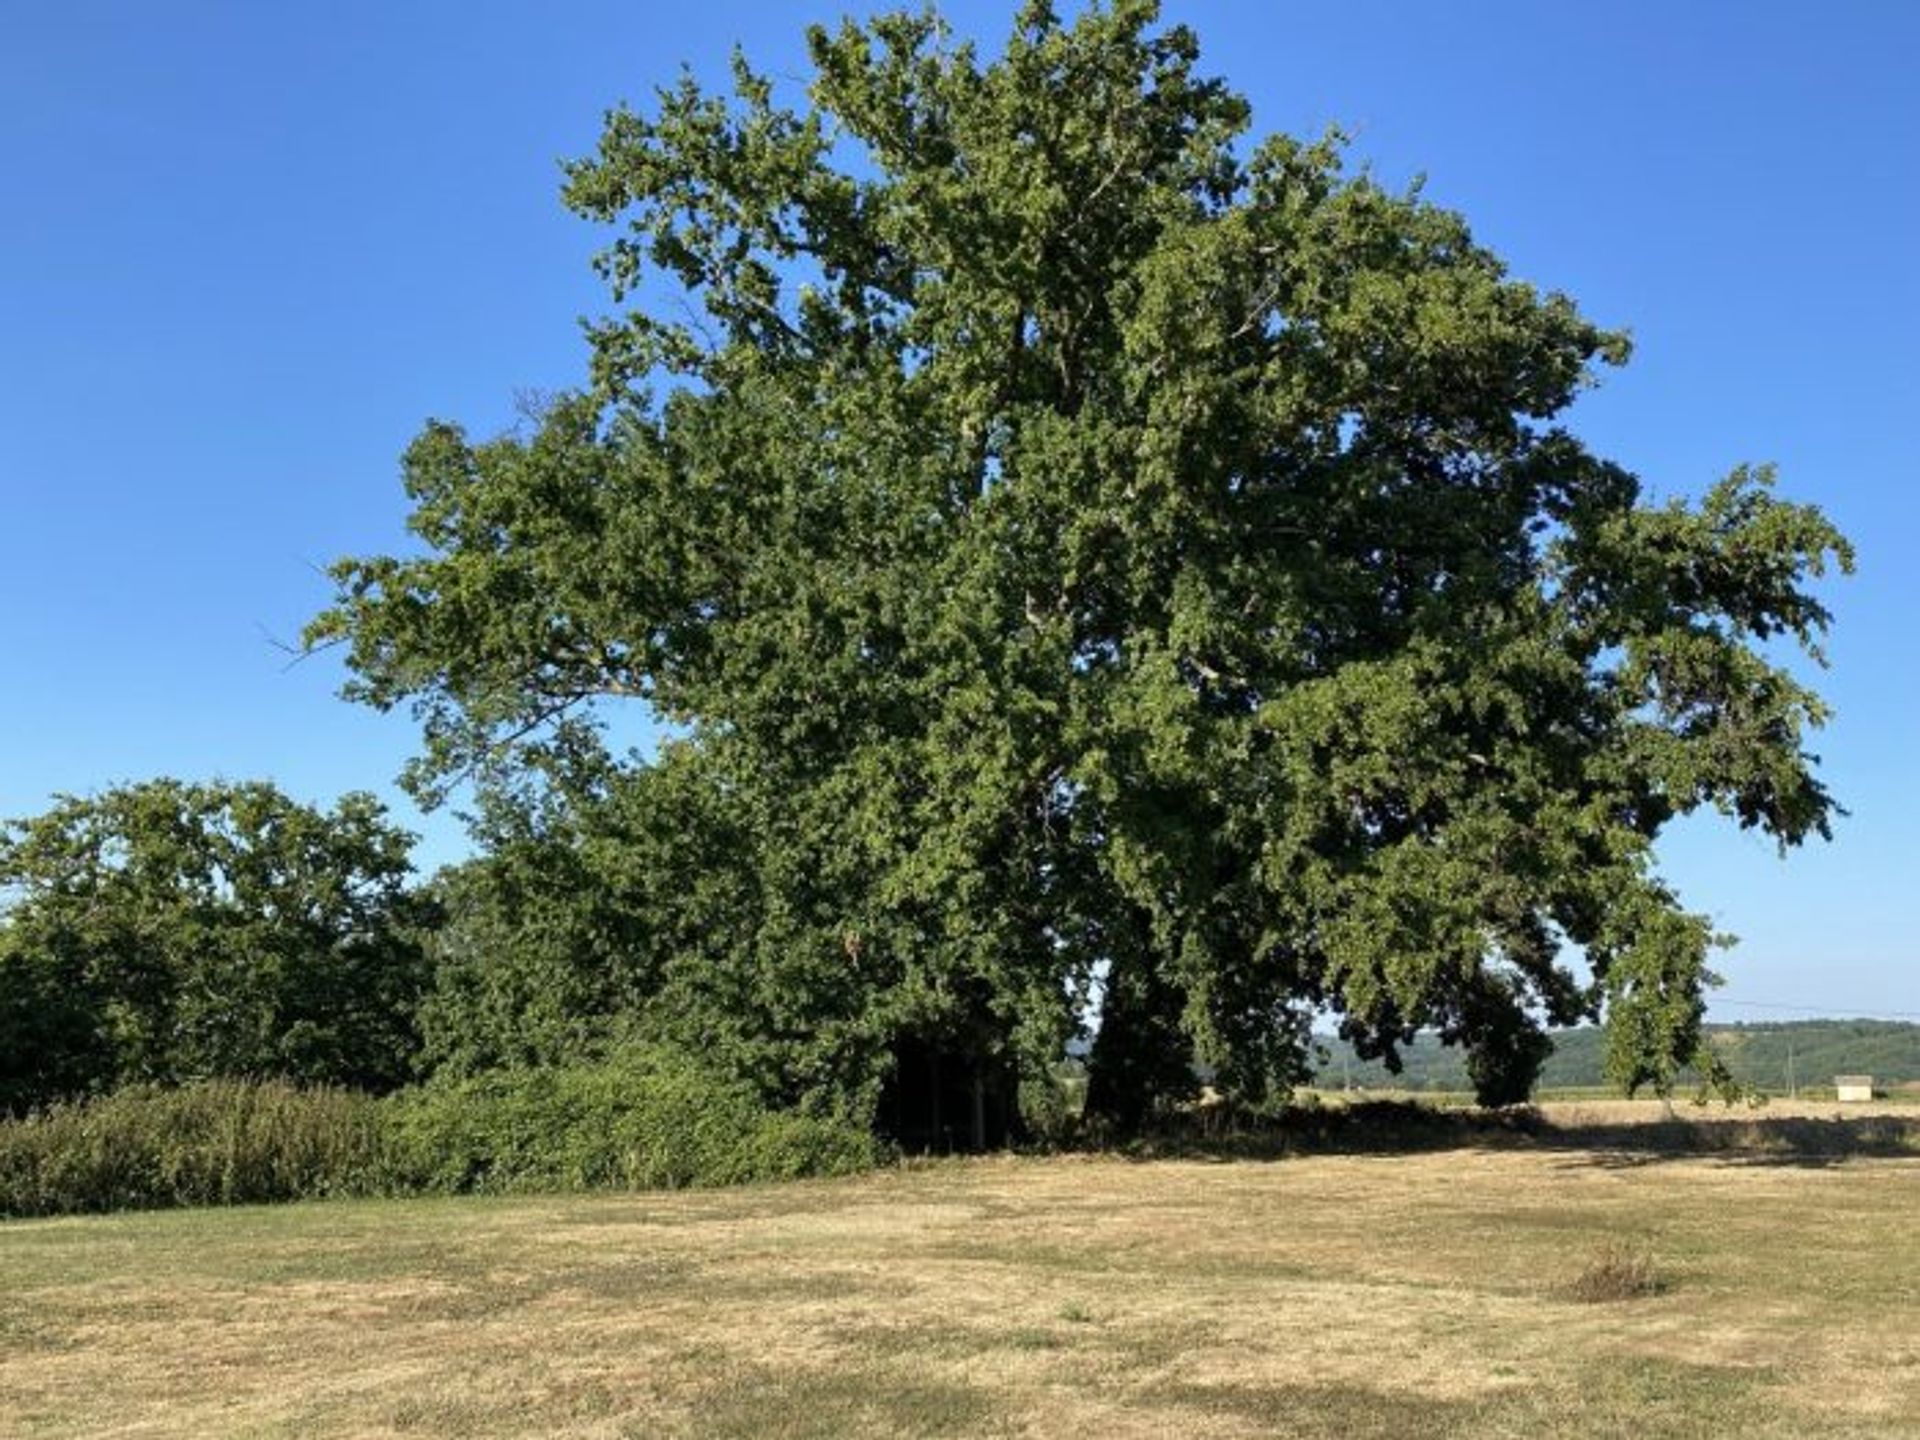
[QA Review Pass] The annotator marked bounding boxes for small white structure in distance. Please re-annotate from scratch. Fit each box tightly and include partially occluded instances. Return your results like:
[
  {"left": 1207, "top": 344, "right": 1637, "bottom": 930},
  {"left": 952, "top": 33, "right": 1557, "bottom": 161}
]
[{"left": 1834, "top": 1075, "right": 1874, "bottom": 1103}]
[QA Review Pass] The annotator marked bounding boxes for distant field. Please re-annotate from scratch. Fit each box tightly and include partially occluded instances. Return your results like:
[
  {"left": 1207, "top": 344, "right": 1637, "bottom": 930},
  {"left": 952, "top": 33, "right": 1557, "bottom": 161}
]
[
  {"left": 1302, "top": 1087, "right": 1920, "bottom": 1111},
  {"left": 1309, "top": 1020, "right": 1920, "bottom": 1095},
  {"left": 4, "top": 1107, "right": 1918, "bottom": 1437}
]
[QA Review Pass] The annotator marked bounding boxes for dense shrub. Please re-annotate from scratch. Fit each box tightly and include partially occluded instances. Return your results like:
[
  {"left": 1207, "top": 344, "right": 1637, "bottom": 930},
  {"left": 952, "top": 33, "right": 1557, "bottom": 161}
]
[
  {"left": 0, "top": 1047, "right": 881, "bottom": 1218},
  {"left": 382, "top": 1044, "right": 880, "bottom": 1193},
  {"left": 0, "top": 1081, "right": 387, "bottom": 1217}
]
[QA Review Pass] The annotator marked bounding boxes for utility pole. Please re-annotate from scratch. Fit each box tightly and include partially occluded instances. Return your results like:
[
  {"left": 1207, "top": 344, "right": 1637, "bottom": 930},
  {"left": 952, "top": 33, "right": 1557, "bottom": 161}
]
[{"left": 1787, "top": 1038, "right": 1796, "bottom": 1101}]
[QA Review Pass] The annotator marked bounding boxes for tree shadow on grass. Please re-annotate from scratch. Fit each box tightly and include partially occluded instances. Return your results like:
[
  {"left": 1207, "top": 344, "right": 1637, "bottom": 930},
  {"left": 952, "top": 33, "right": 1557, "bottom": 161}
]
[
  {"left": 1086, "top": 1101, "right": 1920, "bottom": 1170},
  {"left": 1538, "top": 1113, "right": 1920, "bottom": 1170}
]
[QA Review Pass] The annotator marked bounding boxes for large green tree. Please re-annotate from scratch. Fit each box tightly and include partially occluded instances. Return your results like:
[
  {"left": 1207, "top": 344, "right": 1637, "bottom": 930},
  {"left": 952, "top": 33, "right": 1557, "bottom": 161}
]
[
  {"left": 310, "top": 2, "right": 1850, "bottom": 1124},
  {"left": 0, "top": 780, "right": 432, "bottom": 1111}
]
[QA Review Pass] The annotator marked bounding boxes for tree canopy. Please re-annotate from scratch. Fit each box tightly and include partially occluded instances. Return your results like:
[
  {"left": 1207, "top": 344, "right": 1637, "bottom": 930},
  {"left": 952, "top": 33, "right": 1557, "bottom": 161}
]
[
  {"left": 309, "top": 1, "right": 1850, "bottom": 1124},
  {"left": 0, "top": 779, "right": 431, "bottom": 1112}
]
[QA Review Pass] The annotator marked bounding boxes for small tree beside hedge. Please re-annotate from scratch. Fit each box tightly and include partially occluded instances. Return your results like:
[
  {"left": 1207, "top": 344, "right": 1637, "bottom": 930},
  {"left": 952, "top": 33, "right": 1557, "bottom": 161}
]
[{"left": 0, "top": 779, "right": 433, "bottom": 1114}]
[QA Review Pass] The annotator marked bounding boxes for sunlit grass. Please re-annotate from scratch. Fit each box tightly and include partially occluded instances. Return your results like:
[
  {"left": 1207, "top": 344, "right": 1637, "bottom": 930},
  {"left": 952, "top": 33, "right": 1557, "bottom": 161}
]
[{"left": 3, "top": 1113, "right": 1918, "bottom": 1437}]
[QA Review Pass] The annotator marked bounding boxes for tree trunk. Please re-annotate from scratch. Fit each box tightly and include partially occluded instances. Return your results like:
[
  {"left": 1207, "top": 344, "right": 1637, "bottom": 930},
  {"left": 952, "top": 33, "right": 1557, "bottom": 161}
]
[{"left": 1082, "top": 948, "right": 1196, "bottom": 1135}]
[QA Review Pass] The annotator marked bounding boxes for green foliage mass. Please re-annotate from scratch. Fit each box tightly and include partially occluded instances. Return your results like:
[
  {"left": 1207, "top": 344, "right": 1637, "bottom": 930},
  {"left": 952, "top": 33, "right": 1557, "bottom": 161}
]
[
  {"left": 0, "top": 779, "right": 432, "bottom": 1113},
  {"left": 309, "top": 2, "right": 1851, "bottom": 1123},
  {"left": 0, "top": 1081, "right": 388, "bottom": 1216},
  {"left": 1708, "top": 1021, "right": 1920, "bottom": 1090},
  {"left": 0, "top": 1047, "right": 880, "bottom": 1219},
  {"left": 382, "top": 1044, "right": 880, "bottom": 1194}
]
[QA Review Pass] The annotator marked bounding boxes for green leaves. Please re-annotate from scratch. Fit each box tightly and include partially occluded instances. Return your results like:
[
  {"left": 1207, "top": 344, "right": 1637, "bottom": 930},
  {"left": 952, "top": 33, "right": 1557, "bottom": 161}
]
[
  {"left": 0, "top": 780, "right": 431, "bottom": 1111},
  {"left": 313, "top": 2, "right": 1851, "bottom": 1123}
]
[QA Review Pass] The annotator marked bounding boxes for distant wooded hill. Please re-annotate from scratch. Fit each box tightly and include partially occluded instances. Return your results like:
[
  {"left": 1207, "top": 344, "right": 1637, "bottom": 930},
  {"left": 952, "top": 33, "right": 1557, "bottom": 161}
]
[{"left": 1310, "top": 1020, "right": 1920, "bottom": 1094}]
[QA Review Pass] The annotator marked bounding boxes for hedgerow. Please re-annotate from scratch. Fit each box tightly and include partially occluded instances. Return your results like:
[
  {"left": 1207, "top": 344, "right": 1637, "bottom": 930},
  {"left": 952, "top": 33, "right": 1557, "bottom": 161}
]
[{"left": 0, "top": 1046, "right": 879, "bottom": 1218}]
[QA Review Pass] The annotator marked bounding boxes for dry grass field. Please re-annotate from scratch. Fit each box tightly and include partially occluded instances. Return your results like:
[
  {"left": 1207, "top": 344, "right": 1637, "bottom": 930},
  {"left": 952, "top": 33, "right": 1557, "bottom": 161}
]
[{"left": 4, "top": 1103, "right": 1918, "bottom": 1438}]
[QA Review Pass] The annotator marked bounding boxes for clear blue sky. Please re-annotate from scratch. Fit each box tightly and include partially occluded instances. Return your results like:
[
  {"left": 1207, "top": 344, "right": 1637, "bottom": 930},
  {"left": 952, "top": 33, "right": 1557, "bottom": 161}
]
[{"left": 3, "top": 2, "right": 1914, "bottom": 1021}]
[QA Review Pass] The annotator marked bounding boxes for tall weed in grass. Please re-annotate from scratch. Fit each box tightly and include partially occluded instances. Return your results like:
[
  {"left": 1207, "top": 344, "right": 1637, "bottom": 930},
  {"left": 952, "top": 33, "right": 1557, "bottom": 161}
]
[
  {"left": 1564, "top": 1240, "right": 1666, "bottom": 1302},
  {"left": 0, "top": 1081, "right": 386, "bottom": 1217}
]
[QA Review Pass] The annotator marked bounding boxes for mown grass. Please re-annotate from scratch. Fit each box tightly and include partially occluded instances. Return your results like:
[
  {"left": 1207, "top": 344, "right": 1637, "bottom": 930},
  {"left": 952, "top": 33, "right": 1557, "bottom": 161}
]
[{"left": 3, "top": 1112, "right": 1918, "bottom": 1437}]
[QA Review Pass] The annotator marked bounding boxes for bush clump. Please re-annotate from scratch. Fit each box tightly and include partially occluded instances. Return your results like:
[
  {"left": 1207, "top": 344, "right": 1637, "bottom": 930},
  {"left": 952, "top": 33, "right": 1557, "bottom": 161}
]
[
  {"left": 0, "top": 1080, "right": 387, "bottom": 1217},
  {"left": 381, "top": 1044, "right": 879, "bottom": 1193},
  {"left": 0, "top": 1046, "right": 881, "bottom": 1219}
]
